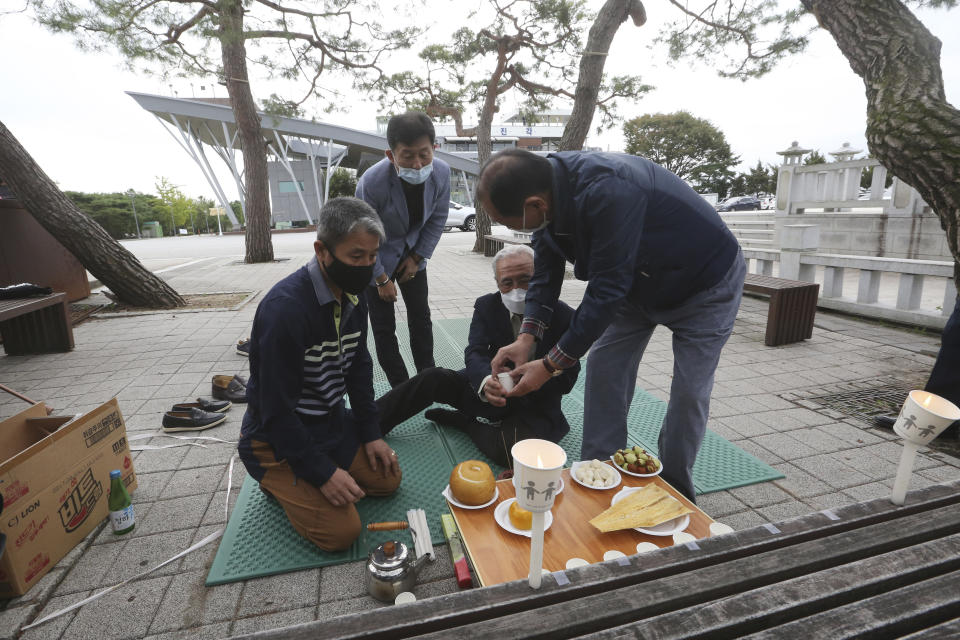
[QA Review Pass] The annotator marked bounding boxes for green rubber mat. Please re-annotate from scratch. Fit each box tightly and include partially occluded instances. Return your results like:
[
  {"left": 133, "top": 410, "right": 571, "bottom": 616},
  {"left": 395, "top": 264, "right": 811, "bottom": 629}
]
[
  {"left": 207, "top": 427, "right": 452, "bottom": 586},
  {"left": 209, "top": 317, "right": 782, "bottom": 585}
]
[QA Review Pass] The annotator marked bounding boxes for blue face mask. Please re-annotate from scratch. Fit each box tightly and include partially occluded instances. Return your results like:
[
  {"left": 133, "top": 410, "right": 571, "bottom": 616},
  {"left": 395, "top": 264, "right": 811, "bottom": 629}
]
[{"left": 396, "top": 162, "right": 433, "bottom": 185}]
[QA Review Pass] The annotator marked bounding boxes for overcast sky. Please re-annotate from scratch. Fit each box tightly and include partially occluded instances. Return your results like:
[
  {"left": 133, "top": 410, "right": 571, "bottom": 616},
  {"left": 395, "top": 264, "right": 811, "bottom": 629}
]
[{"left": 2, "top": 1, "right": 959, "bottom": 199}]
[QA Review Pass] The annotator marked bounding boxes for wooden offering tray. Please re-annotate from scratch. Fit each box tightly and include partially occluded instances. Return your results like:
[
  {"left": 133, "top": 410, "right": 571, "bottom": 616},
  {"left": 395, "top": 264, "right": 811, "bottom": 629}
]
[{"left": 449, "top": 465, "right": 713, "bottom": 586}]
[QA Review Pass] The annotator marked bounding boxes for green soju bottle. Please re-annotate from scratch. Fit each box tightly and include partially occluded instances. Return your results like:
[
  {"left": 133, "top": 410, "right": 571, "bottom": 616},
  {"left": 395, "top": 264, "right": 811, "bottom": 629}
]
[{"left": 108, "top": 469, "right": 135, "bottom": 535}]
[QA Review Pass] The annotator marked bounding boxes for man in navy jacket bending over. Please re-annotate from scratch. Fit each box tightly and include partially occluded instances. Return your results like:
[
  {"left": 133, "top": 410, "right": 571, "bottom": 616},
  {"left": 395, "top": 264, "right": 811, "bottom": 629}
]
[
  {"left": 481, "top": 150, "right": 745, "bottom": 502},
  {"left": 239, "top": 197, "right": 401, "bottom": 552}
]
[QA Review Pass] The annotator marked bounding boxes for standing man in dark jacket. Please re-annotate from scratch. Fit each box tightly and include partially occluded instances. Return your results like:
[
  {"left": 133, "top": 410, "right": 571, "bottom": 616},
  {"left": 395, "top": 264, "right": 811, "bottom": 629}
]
[
  {"left": 238, "top": 197, "right": 401, "bottom": 552},
  {"left": 356, "top": 112, "right": 450, "bottom": 387},
  {"left": 481, "top": 149, "right": 745, "bottom": 502},
  {"left": 376, "top": 245, "right": 580, "bottom": 466}
]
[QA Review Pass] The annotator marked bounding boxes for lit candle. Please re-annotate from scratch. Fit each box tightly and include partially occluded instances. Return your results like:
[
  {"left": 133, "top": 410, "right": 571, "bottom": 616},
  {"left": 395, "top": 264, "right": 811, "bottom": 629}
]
[
  {"left": 511, "top": 439, "right": 566, "bottom": 589},
  {"left": 890, "top": 390, "right": 960, "bottom": 505}
]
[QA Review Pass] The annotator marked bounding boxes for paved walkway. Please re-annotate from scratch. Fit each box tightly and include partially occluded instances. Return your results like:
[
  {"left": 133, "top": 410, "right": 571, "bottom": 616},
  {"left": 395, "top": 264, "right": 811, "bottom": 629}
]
[{"left": 0, "top": 231, "right": 956, "bottom": 639}]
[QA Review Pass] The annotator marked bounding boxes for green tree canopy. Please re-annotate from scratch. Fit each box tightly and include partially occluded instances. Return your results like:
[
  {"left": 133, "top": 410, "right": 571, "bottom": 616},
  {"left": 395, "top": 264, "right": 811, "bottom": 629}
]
[
  {"left": 740, "top": 160, "right": 777, "bottom": 196},
  {"left": 328, "top": 168, "right": 358, "bottom": 200},
  {"left": 65, "top": 191, "right": 167, "bottom": 239},
  {"left": 803, "top": 150, "right": 827, "bottom": 165},
  {"left": 623, "top": 111, "right": 738, "bottom": 193}
]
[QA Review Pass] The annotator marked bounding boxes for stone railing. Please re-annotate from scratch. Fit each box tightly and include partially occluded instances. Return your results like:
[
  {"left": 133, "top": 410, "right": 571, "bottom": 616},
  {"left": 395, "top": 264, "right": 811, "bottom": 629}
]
[
  {"left": 744, "top": 224, "right": 956, "bottom": 330},
  {"left": 771, "top": 156, "right": 950, "bottom": 261},
  {"left": 718, "top": 211, "right": 776, "bottom": 251},
  {"left": 776, "top": 158, "right": 927, "bottom": 215}
]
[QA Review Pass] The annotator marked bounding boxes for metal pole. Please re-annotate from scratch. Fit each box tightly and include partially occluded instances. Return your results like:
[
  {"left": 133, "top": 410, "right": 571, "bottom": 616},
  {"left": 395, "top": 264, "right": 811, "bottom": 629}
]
[{"left": 127, "top": 190, "right": 142, "bottom": 238}]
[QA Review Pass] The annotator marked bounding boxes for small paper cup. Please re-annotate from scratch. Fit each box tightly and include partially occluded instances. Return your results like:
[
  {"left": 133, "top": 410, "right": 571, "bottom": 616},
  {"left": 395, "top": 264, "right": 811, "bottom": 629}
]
[{"left": 497, "top": 372, "right": 515, "bottom": 392}]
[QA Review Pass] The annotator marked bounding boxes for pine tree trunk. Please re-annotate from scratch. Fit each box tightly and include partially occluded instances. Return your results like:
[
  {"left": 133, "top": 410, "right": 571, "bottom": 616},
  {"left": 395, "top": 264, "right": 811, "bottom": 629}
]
[
  {"left": 472, "top": 54, "right": 507, "bottom": 253},
  {"left": 472, "top": 108, "right": 496, "bottom": 252},
  {"left": 0, "top": 120, "right": 185, "bottom": 308},
  {"left": 219, "top": 0, "right": 274, "bottom": 263},
  {"left": 560, "top": 0, "right": 644, "bottom": 151},
  {"left": 802, "top": 0, "right": 960, "bottom": 293}
]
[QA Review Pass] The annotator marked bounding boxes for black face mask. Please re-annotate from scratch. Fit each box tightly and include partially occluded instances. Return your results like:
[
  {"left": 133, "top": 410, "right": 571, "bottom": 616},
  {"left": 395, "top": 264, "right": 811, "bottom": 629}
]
[{"left": 324, "top": 254, "right": 373, "bottom": 295}]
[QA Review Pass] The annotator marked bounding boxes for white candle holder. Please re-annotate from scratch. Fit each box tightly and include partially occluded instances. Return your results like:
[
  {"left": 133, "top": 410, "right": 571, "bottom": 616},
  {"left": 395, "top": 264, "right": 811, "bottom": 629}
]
[
  {"left": 511, "top": 439, "right": 566, "bottom": 589},
  {"left": 890, "top": 390, "right": 960, "bottom": 506}
]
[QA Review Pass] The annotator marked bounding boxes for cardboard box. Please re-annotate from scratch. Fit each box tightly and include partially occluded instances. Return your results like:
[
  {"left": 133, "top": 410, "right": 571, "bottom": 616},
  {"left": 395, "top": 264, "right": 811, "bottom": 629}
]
[{"left": 0, "top": 398, "right": 136, "bottom": 597}]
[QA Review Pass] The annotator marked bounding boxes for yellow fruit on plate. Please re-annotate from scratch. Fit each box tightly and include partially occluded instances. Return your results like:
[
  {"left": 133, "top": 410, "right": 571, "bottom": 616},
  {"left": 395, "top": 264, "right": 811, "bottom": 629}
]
[
  {"left": 449, "top": 460, "right": 495, "bottom": 506},
  {"left": 508, "top": 501, "right": 532, "bottom": 530}
]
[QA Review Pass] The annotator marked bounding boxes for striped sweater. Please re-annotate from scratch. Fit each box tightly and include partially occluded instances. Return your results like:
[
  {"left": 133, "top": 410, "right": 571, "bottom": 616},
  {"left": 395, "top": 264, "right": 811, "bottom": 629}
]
[{"left": 239, "top": 258, "right": 379, "bottom": 487}]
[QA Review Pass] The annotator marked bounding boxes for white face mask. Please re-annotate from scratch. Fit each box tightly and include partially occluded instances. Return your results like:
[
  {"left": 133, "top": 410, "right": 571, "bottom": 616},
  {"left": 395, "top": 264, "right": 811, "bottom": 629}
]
[
  {"left": 396, "top": 162, "right": 433, "bottom": 185},
  {"left": 519, "top": 206, "right": 550, "bottom": 233},
  {"left": 501, "top": 288, "right": 527, "bottom": 315}
]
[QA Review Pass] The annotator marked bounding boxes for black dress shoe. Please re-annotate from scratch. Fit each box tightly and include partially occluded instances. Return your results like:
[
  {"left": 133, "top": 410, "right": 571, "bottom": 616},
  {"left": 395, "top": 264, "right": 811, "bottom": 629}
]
[
  {"left": 172, "top": 397, "right": 232, "bottom": 413},
  {"left": 873, "top": 415, "right": 896, "bottom": 429},
  {"left": 162, "top": 408, "right": 227, "bottom": 433},
  {"left": 212, "top": 375, "right": 247, "bottom": 403}
]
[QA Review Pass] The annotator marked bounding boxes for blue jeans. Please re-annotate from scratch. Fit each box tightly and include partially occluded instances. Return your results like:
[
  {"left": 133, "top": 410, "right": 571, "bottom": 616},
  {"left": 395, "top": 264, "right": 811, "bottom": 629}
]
[{"left": 582, "top": 251, "right": 746, "bottom": 502}]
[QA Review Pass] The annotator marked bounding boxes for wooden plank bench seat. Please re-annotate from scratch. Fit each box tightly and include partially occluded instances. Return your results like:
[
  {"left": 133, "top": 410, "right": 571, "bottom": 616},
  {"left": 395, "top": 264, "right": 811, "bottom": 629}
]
[
  {"left": 742, "top": 273, "right": 820, "bottom": 346},
  {"left": 483, "top": 234, "right": 531, "bottom": 257},
  {"left": 244, "top": 479, "right": 960, "bottom": 640},
  {"left": 0, "top": 293, "right": 74, "bottom": 355}
]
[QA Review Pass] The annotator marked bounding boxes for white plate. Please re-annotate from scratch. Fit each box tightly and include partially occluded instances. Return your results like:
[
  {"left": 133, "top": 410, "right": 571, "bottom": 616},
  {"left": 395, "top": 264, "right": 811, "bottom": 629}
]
[
  {"left": 610, "top": 487, "right": 691, "bottom": 537},
  {"left": 442, "top": 485, "right": 499, "bottom": 510},
  {"left": 570, "top": 461, "right": 622, "bottom": 490},
  {"left": 610, "top": 452, "right": 663, "bottom": 477},
  {"left": 494, "top": 498, "right": 554, "bottom": 537}
]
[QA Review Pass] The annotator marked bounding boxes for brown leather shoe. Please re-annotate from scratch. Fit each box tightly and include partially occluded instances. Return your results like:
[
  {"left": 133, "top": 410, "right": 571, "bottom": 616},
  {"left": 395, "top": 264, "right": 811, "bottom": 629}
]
[{"left": 212, "top": 375, "right": 247, "bottom": 403}]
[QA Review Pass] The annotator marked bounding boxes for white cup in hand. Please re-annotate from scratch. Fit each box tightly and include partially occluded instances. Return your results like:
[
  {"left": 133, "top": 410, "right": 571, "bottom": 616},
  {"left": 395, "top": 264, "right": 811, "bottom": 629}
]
[{"left": 497, "top": 372, "right": 515, "bottom": 392}]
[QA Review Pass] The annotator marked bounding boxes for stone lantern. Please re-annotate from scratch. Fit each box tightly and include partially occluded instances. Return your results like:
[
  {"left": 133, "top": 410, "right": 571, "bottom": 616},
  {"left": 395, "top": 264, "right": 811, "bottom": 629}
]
[
  {"left": 776, "top": 141, "right": 812, "bottom": 166},
  {"left": 829, "top": 142, "right": 862, "bottom": 162}
]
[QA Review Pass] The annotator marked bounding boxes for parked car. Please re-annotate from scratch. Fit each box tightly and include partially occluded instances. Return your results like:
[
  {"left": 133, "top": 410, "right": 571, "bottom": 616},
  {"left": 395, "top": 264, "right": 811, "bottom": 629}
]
[
  {"left": 716, "top": 195, "right": 762, "bottom": 212},
  {"left": 444, "top": 201, "right": 477, "bottom": 231}
]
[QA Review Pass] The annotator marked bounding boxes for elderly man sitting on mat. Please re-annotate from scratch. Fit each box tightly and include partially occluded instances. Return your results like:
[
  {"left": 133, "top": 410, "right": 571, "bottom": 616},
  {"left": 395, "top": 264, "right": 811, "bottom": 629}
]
[
  {"left": 238, "top": 197, "right": 401, "bottom": 552},
  {"left": 376, "top": 244, "right": 580, "bottom": 466}
]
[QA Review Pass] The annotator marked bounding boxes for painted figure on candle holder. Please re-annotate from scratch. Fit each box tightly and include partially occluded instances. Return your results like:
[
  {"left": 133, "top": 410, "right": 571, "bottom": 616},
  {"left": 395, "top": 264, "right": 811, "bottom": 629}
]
[
  {"left": 541, "top": 482, "right": 557, "bottom": 500},
  {"left": 524, "top": 482, "right": 538, "bottom": 501},
  {"left": 898, "top": 408, "right": 919, "bottom": 432},
  {"left": 918, "top": 424, "right": 937, "bottom": 438}
]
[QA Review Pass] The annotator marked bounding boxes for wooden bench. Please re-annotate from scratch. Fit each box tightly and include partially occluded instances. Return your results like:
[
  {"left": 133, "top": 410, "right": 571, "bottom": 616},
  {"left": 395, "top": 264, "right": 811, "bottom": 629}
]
[
  {"left": 743, "top": 273, "right": 820, "bottom": 346},
  {"left": 483, "top": 234, "right": 531, "bottom": 257},
  {"left": 245, "top": 479, "right": 960, "bottom": 639},
  {"left": 0, "top": 293, "right": 74, "bottom": 355}
]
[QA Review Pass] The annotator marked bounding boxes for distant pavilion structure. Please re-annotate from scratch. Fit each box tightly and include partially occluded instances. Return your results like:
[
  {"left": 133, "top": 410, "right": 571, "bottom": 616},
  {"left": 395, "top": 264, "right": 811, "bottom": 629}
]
[{"left": 127, "top": 92, "right": 480, "bottom": 226}]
